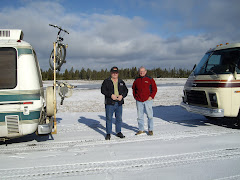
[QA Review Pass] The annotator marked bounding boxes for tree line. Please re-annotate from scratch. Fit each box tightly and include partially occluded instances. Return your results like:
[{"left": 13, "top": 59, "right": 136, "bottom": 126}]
[{"left": 41, "top": 67, "right": 192, "bottom": 80}]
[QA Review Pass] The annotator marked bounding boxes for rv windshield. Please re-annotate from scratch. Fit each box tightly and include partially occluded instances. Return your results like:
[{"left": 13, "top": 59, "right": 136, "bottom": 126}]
[
  {"left": 194, "top": 48, "right": 240, "bottom": 75},
  {"left": 0, "top": 48, "right": 17, "bottom": 89}
]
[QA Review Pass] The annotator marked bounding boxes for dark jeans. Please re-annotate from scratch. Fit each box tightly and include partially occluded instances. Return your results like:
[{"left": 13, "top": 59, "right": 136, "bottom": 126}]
[{"left": 105, "top": 102, "right": 122, "bottom": 134}]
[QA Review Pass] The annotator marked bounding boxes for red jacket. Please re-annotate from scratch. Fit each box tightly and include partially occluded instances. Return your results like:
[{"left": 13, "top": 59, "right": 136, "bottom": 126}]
[{"left": 132, "top": 76, "right": 157, "bottom": 102}]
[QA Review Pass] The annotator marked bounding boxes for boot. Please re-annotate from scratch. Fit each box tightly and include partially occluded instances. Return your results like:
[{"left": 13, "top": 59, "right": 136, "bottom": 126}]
[
  {"left": 135, "top": 131, "right": 144, "bottom": 135},
  {"left": 116, "top": 132, "right": 125, "bottom": 138},
  {"left": 105, "top": 134, "right": 111, "bottom": 140}
]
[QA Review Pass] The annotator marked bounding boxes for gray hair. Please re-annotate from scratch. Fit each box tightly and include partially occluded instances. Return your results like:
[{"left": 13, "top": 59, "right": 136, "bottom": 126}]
[{"left": 139, "top": 66, "right": 147, "bottom": 72}]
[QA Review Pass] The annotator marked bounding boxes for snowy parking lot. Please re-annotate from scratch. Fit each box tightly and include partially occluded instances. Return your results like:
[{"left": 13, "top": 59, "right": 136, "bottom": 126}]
[{"left": 1, "top": 78, "right": 240, "bottom": 180}]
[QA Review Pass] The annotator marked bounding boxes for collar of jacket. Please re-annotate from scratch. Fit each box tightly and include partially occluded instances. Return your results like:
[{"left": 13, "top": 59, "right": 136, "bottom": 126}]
[
  {"left": 136, "top": 75, "right": 152, "bottom": 80},
  {"left": 107, "top": 77, "right": 122, "bottom": 82}
]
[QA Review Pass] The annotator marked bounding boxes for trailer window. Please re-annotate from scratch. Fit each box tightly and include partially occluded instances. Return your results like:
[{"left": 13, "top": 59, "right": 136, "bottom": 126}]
[{"left": 0, "top": 48, "right": 17, "bottom": 89}]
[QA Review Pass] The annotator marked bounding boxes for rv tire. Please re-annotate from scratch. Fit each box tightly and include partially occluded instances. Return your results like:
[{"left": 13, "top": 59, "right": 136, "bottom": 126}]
[{"left": 46, "top": 86, "right": 54, "bottom": 117}]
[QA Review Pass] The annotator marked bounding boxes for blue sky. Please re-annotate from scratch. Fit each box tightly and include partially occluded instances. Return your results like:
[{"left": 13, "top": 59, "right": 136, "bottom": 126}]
[{"left": 1, "top": 0, "right": 240, "bottom": 70}]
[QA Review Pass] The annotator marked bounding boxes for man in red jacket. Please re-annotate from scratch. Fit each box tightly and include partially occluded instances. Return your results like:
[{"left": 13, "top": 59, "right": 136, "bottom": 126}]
[{"left": 132, "top": 66, "right": 157, "bottom": 136}]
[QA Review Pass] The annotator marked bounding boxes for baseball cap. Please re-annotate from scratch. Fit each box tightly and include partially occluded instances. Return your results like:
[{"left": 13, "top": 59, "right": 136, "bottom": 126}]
[{"left": 110, "top": 66, "right": 118, "bottom": 73}]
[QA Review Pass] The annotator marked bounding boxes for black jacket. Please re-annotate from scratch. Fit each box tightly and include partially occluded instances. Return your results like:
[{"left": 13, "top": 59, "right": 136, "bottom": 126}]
[{"left": 101, "top": 77, "right": 128, "bottom": 105}]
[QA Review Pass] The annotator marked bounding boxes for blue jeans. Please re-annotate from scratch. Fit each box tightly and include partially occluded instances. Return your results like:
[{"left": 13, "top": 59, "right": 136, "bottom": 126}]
[
  {"left": 136, "top": 100, "right": 153, "bottom": 131},
  {"left": 105, "top": 102, "right": 123, "bottom": 134}
]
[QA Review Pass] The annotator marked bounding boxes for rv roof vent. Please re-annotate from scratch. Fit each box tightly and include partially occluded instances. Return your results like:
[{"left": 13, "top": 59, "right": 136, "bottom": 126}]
[{"left": 0, "top": 29, "right": 24, "bottom": 40}]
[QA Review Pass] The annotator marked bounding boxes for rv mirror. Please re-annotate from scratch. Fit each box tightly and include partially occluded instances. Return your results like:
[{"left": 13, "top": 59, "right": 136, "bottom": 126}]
[
  {"left": 234, "top": 69, "right": 238, "bottom": 80},
  {"left": 233, "top": 60, "right": 240, "bottom": 80}
]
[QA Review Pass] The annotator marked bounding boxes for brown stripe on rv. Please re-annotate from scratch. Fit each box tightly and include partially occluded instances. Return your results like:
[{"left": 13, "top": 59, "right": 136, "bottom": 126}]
[{"left": 193, "top": 83, "right": 240, "bottom": 88}]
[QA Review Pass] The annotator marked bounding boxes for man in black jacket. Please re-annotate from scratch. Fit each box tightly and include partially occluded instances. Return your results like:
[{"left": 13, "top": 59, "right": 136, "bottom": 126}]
[{"left": 101, "top": 67, "right": 128, "bottom": 140}]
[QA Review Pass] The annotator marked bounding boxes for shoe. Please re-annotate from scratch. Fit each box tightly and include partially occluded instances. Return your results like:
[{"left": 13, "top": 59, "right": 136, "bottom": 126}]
[
  {"left": 105, "top": 134, "right": 111, "bottom": 140},
  {"left": 116, "top": 132, "right": 125, "bottom": 139},
  {"left": 135, "top": 131, "right": 144, "bottom": 135},
  {"left": 148, "top": 131, "right": 153, "bottom": 136}
]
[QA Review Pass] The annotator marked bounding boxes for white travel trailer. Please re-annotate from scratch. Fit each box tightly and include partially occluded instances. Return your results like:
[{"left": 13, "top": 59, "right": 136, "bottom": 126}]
[
  {"left": 181, "top": 43, "right": 240, "bottom": 123},
  {"left": 0, "top": 29, "right": 54, "bottom": 140}
]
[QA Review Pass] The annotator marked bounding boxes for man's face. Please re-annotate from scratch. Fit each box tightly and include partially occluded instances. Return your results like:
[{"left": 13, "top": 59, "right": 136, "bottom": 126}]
[
  {"left": 111, "top": 70, "right": 119, "bottom": 79},
  {"left": 139, "top": 68, "right": 147, "bottom": 77}
]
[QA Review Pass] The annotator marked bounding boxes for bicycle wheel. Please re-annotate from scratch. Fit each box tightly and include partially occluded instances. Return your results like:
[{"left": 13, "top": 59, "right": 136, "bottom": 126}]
[{"left": 49, "top": 44, "right": 66, "bottom": 70}]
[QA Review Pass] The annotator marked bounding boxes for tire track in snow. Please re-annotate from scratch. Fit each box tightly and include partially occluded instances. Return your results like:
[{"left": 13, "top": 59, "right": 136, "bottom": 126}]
[
  {"left": 214, "top": 174, "right": 240, "bottom": 180},
  {"left": 1, "top": 148, "right": 240, "bottom": 179},
  {"left": 0, "top": 129, "right": 239, "bottom": 154}
]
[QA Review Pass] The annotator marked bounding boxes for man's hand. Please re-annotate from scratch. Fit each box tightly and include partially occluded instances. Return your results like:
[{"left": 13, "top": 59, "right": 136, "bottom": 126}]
[
  {"left": 148, "top": 96, "right": 152, "bottom": 101},
  {"left": 111, "top": 94, "right": 118, "bottom": 100},
  {"left": 117, "top": 95, "right": 123, "bottom": 101}
]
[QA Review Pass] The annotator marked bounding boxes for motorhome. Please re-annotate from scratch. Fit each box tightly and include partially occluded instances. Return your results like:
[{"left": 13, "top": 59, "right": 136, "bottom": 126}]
[
  {"left": 0, "top": 29, "right": 54, "bottom": 140},
  {"left": 181, "top": 43, "right": 240, "bottom": 122}
]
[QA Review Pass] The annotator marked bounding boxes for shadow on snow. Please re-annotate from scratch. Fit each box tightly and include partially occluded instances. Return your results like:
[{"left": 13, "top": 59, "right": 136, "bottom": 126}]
[
  {"left": 78, "top": 115, "right": 138, "bottom": 137},
  {"left": 0, "top": 133, "right": 54, "bottom": 146},
  {"left": 153, "top": 105, "right": 240, "bottom": 129},
  {"left": 0, "top": 118, "right": 63, "bottom": 145}
]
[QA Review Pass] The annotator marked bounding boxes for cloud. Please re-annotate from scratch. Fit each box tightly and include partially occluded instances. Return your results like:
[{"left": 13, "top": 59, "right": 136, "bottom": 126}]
[
  {"left": 0, "top": 0, "right": 239, "bottom": 71},
  {"left": 147, "top": 0, "right": 240, "bottom": 39}
]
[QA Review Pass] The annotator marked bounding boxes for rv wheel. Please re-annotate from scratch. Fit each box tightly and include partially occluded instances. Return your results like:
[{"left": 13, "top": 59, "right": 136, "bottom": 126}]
[
  {"left": 46, "top": 86, "right": 54, "bottom": 117},
  {"left": 235, "top": 111, "right": 240, "bottom": 127}
]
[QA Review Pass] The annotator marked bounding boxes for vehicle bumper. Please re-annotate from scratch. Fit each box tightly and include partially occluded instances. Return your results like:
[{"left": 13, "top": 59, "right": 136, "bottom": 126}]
[
  {"left": 37, "top": 118, "right": 53, "bottom": 135},
  {"left": 180, "top": 102, "right": 224, "bottom": 117},
  {"left": 37, "top": 124, "right": 52, "bottom": 135}
]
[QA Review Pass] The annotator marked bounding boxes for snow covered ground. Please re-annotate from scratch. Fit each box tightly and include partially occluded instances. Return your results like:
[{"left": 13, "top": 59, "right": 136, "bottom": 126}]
[{"left": 1, "top": 78, "right": 240, "bottom": 180}]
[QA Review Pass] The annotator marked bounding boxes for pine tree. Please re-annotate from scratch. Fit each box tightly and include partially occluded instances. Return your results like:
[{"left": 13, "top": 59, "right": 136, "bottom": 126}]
[
  {"left": 47, "top": 68, "right": 53, "bottom": 80},
  {"left": 63, "top": 69, "right": 70, "bottom": 80},
  {"left": 86, "top": 68, "right": 92, "bottom": 80},
  {"left": 80, "top": 68, "right": 87, "bottom": 79},
  {"left": 75, "top": 70, "right": 80, "bottom": 80},
  {"left": 69, "top": 67, "right": 74, "bottom": 80},
  {"left": 40, "top": 66, "right": 191, "bottom": 80}
]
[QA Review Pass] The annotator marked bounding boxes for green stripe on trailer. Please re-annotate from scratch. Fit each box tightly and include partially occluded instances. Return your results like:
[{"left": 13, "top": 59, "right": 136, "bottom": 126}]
[
  {"left": 17, "top": 48, "right": 32, "bottom": 56},
  {"left": 0, "top": 111, "right": 41, "bottom": 122},
  {"left": 0, "top": 93, "right": 40, "bottom": 102}
]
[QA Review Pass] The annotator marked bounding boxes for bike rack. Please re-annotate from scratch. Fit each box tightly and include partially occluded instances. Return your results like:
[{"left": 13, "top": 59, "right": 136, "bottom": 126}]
[
  {"left": 49, "top": 25, "right": 70, "bottom": 134},
  {"left": 52, "top": 42, "right": 57, "bottom": 134}
]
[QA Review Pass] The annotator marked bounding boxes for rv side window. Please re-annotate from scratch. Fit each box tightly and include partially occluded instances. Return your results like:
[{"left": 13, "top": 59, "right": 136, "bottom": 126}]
[
  {"left": 194, "top": 53, "right": 211, "bottom": 75},
  {"left": 205, "top": 55, "right": 221, "bottom": 72},
  {"left": 208, "top": 48, "right": 240, "bottom": 74},
  {"left": 195, "top": 48, "right": 240, "bottom": 75},
  {"left": 0, "top": 48, "right": 17, "bottom": 89}
]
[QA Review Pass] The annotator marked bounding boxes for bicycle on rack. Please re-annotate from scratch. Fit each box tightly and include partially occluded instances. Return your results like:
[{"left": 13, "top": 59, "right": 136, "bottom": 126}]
[{"left": 49, "top": 24, "right": 69, "bottom": 71}]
